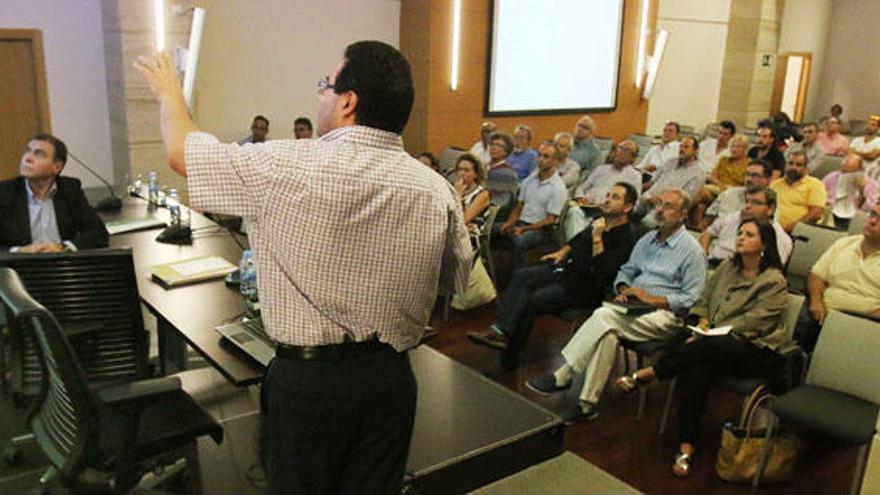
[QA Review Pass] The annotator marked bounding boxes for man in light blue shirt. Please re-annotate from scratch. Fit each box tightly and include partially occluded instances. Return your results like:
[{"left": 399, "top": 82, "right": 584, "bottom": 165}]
[
  {"left": 527, "top": 188, "right": 706, "bottom": 424},
  {"left": 500, "top": 141, "right": 568, "bottom": 268},
  {"left": 570, "top": 116, "right": 601, "bottom": 179},
  {"left": 506, "top": 125, "right": 537, "bottom": 180}
]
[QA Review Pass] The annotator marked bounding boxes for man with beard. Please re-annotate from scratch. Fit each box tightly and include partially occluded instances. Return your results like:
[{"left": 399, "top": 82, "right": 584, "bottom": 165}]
[
  {"left": 638, "top": 136, "right": 706, "bottom": 226},
  {"left": 468, "top": 183, "right": 639, "bottom": 369},
  {"left": 748, "top": 125, "right": 785, "bottom": 180},
  {"left": 507, "top": 124, "right": 538, "bottom": 180},
  {"left": 701, "top": 187, "right": 791, "bottom": 266},
  {"left": 470, "top": 121, "right": 496, "bottom": 166},
  {"left": 527, "top": 189, "right": 705, "bottom": 423},
  {"left": 769, "top": 150, "right": 827, "bottom": 232}
]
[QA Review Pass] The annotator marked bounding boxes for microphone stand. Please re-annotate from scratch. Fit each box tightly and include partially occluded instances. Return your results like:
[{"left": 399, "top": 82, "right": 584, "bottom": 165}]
[{"left": 67, "top": 152, "right": 122, "bottom": 212}]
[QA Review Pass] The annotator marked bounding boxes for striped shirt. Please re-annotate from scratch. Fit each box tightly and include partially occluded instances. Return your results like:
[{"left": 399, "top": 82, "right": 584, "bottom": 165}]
[
  {"left": 614, "top": 225, "right": 707, "bottom": 314},
  {"left": 185, "top": 126, "right": 472, "bottom": 351}
]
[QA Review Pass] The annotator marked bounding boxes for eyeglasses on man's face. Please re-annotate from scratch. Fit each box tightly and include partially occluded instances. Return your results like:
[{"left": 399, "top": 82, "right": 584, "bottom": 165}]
[{"left": 318, "top": 77, "right": 337, "bottom": 93}]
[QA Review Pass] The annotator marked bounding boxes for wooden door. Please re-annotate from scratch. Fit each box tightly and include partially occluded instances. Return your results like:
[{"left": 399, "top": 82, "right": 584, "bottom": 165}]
[
  {"left": 0, "top": 29, "right": 51, "bottom": 179},
  {"left": 770, "top": 52, "right": 812, "bottom": 123}
]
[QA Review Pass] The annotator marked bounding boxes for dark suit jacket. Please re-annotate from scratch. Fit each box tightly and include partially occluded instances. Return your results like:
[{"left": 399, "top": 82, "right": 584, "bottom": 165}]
[{"left": 0, "top": 176, "right": 109, "bottom": 251}]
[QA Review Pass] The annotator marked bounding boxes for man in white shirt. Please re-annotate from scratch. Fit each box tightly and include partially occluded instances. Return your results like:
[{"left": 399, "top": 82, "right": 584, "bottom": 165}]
[
  {"left": 698, "top": 120, "right": 735, "bottom": 173},
  {"left": 637, "top": 121, "right": 681, "bottom": 176},
  {"left": 469, "top": 121, "right": 496, "bottom": 166},
  {"left": 788, "top": 122, "right": 822, "bottom": 170},
  {"left": 554, "top": 132, "right": 583, "bottom": 192},
  {"left": 850, "top": 115, "right": 880, "bottom": 180}
]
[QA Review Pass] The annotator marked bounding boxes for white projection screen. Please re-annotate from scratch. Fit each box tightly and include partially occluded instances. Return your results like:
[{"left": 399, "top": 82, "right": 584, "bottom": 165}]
[{"left": 486, "top": 0, "right": 624, "bottom": 115}]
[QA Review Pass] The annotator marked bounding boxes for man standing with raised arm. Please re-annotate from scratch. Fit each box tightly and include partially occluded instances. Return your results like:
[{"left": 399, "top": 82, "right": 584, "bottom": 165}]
[{"left": 136, "top": 42, "right": 472, "bottom": 494}]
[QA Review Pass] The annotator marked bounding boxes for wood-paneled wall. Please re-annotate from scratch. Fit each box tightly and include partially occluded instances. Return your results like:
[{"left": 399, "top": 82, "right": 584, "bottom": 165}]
[{"left": 400, "top": 0, "right": 657, "bottom": 156}]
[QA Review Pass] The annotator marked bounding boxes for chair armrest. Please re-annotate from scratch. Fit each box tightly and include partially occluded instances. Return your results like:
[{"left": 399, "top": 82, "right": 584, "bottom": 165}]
[{"left": 95, "top": 376, "right": 181, "bottom": 406}]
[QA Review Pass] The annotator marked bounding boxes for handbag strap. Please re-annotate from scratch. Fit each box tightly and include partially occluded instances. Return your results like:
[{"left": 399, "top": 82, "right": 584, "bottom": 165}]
[{"left": 742, "top": 393, "right": 774, "bottom": 440}]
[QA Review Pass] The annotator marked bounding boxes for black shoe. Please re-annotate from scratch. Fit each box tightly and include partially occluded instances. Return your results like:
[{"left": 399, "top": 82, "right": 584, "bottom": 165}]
[
  {"left": 525, "top": 375, "right": 571, "bottom": 395},
  {"left": 562, "top": 402, "right": 599, "bottom": 425},
  {"left": 501, "top": 349, "right": 520, "bottom": 371},
  {"left": 467, "top": 329, "right": 508, "bottom": 350},
  {"left": 420, "top": 328, "right": 438, "bottom": 344}
]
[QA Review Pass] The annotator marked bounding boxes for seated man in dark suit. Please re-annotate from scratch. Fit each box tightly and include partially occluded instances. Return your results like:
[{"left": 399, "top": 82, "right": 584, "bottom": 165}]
[
  {"left": 468, "top": 182, "right": 639, "bottom": 369},
  {"left": 0, "top": 134, "right": 109, "bottom": 252}
]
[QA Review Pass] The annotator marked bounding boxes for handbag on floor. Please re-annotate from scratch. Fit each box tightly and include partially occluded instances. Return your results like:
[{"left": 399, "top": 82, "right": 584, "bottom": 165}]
[
  {"left": 715, "top": 388, "right": 802, "bottom": 483},
  {"left": 450, "top": 256, "right": 496, "bottom": 310}
]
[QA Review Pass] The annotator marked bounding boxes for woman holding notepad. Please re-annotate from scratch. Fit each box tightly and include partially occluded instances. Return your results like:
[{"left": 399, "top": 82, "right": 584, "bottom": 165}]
[{"left": 615, "top": 216, "right": 788, "bottom": 477}]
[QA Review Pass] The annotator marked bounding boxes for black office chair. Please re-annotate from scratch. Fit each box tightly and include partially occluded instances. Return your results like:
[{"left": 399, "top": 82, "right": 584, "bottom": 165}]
[
  {"left": 0, "top": 267, "right": 223, "bottom": 493},
  {"left": 618, "top": 332, "right": 689, "bottom": 421},
  {"left": 0, "top": 249, "right": 150, "bottom": 403}
]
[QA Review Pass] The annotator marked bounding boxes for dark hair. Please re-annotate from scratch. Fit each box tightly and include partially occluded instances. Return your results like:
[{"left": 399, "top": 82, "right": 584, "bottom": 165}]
[
  {"left": 666, "top": 121, "right": 681, "bottom": 133},
  {"left": 746, "top": 186, "right": 777, "bottom": 211},
  {"left": 757, "top": 124, "right": 776, "bottom": 138},
  {"left": 30, "top": 133, "right": 67, "bottom": 165},
  {"left": 417, "top": 151, "right": 440, "bottom": 170},
  {"left": 801, "top": 122, "right": 819, "bottom": 132},
  {"left": 748, "top": 159, "right": 773, "bottom": 177},
  {"left": 682, "top": 135, "right": 700, "bottom": 150},
  {"left": 489, "top": 132, "right": 514, "bottom": 155},
  {"left": 253, "top": 115, "right": 269, "bottom": 126},
  {"left": 334, "top": 40, "right": 414, "bottom": 134},
  {"left": 733, "top": 216, "right": 783, "bottom": 272},
  {"left": 455, "top": 153, "right": 485, "bottom": 185},
  {"left": 294, "top": 117, "right": 313, "bottom": 130},
  {"left": 719, "top": 120, "right": 736, "bottom": 134},
  {"left": 613, "top": 181, "right": 639, "bottom": 207}
]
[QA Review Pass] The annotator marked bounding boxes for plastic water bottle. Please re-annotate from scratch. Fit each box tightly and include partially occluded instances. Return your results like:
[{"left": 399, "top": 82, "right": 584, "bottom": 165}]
[
  {"left": 147, "top": 171, "right": 159, "bottom": 206},
  {"left": 239, "top": 250, "right": 257, "bottom": 301},
  {"left": 167, "top": 189, "right": 181, "bottom": 225}
]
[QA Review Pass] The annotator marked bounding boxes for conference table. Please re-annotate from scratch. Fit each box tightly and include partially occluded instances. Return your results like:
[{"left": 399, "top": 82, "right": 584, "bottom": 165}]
[{"left": 102, "top": 197, "right": 562, "bottom": 493}]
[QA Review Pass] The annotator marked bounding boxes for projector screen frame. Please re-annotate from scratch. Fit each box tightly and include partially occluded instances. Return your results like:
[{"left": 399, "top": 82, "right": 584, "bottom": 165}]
[{"left": 483, "top": 0, "right": 627, "bottom": 117}]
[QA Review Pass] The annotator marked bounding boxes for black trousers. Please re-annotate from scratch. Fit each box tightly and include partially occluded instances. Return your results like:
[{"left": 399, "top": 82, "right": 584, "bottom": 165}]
[
  {"left": 794, "top": 300, "right": 823, "bottom": 353},
  {"left": 260, "top": 349, "right": 417, "bottom": 494},
  {"left": 653, "top": 335, "right": 782, "bottom": 445}
]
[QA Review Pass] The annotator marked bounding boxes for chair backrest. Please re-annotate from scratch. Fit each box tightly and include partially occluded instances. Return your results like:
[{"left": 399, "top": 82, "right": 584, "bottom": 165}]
[
  {"left": 554, "top": 201, "right": 572, "bottom": 246},
  {"left": 0, "top": 267, "right": 98, "bottom": 479},
  {"left": 811, "top": 154, "right": 843, "bottom": 179},
  {"left": 786, "top": 223, "right": 846, "bottom": 293},
  {"left": 479, "top": 204, "right": 501, "bottom": 283},
  {"left": 782, "top": 293, "right": 805, "bottom": 341},
  {"left": 0, "top": 249, "right": 150, "bottom": 383},
  {"left": 848, "top": 211, "right": 868, "bottom": 235},
  {"left": 703, "top": 122, "right": 720, "bottom": 139},
  {"left": 807, "top": 310, "right": 880, "bottom": 405},
  {"left": 593, "top": 137, "right": 614, "bottom": 153},
  {"left": 437, "top": 146, "right": 466, "bottom": 175}
]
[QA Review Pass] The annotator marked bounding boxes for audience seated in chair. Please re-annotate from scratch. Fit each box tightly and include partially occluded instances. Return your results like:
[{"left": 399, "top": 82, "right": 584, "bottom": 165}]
[
  {"left": 452, "top": 153, "right": 491, "bottom": 232},
  {"left": 526, "top": 188, "right": 706, "bottom": 425},
  {"left": 816, "top": 116, "right": 850, "bottom": 157},
  {"left": 485, "top": 131, "right": 519, "bottom": 221},
  {"left": 467, "top": 182, "right": 639, "bottom": 370},
  {"left": 787, "top": 122, "right": 822, "bottom": 169},
  {"left": 616, "top": 216, "right": 788, "bottom": 478},
  {"left": 769, "top": 150, "right": 827, "bottom": 233},
  {"left": 507, "top": 125, "right": 538, "bottom": 180},
  {"left": 849, "top": 114, "right": 880, "bottom": 180},
  {"left": 698, "top": 120, "right": 735, "bottom": 174},
  {"left": 795, "top": 203, "right": 880, "bottom": 352},
  {"left": 417, "top": 151, "right": 441, "bottom": 173},
  {"left": 0, "top": 134, "right": 109, "bottom": 253},
  {"left": 570, "top": 115, "right": 602, "bottom": 180},
  {"left": 637, "top": 137, "right": 706, "bottom": 227},
  {"left": 748, "top": 125, "right": 785, "bottom": 180},
  {"left": 700, "top": 159, "right": 774, "bottom": 230},
  {"left": 553, "top": 132, "right": 583, "bottom": 192},
  {"left": 573, "top": 139, "right": 642, "bottom": 208},
  {"left": 469, "top": 121, "right": 496, "bottom": 166},
  {"left": 701, "top": 187, "right": 791, "bottom": 266},
  {"left": 692, "top": 134, "right": 750, "bottom": 228},
  {"left": 822, "top": 153, "right": 878, "bottom": 231},
  {"left": 498, "top": 141, "right": 568, "bottom": 269},
  {"left": 636, "top": 121, "right": 680, "bottom": 178}
]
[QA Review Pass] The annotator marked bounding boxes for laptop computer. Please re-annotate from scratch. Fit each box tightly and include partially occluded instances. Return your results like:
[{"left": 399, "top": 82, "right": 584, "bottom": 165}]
[{"left": 214, "top": 317, "right": 275, "bottom": 367}]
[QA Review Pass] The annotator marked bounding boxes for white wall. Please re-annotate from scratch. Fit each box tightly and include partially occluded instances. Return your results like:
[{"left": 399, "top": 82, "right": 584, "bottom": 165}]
[
  {"left": 778, "top": 0, "right": 832, "bottom": 122},
  {"left": 814, "top": 0, "right": 880, "bottom": 123},
  {"left": 0, "top": 0, "right": 114, "bottom": 189},
  {"left": 645, "top": 0, "right": 730, "bottom": 135},
  {"left": 193, "top": 0, "right": 401, "bottom": 141}
]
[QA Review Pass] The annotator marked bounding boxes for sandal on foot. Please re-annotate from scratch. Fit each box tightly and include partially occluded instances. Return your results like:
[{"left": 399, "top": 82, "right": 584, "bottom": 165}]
[
  {"left": 672, "top": 452, "right": 692, "bottom": 477},
  {"left": 615, "top": 372, "right": 649, "bottom": 393}
]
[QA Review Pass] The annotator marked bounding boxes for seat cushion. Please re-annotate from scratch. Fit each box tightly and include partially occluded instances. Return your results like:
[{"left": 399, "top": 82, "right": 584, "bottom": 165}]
[{"left": 774, "top": 385, "right": 879, "bottom": 444}]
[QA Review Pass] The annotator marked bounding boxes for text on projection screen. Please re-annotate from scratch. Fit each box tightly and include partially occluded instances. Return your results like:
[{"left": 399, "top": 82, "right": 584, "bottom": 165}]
[{"left": 488, "top": 0, "right": 624, "bottom": 113}]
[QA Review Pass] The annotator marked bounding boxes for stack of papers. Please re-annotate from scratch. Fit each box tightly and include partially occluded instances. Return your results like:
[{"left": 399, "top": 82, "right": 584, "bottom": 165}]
[{"left": 151, "top": 255, "right": 237, "bottom": 288}]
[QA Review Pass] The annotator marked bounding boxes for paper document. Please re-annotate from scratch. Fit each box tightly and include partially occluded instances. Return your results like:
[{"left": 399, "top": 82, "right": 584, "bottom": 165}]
[{"left": 687, "top": 325, "right": 732, "bottom": 337}]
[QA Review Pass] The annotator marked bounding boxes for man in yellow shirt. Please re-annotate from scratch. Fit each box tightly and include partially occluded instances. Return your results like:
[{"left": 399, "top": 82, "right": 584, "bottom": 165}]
[
  {"left": 795, "top": 204, "right": 880, "bottom": 351},
  {"left": 769, "top": 150, "right": 827, "bottom": 232}
]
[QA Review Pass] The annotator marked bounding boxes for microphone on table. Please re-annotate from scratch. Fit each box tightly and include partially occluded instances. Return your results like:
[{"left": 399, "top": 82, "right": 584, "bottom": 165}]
[{"left": 67, "top": 152, "right": 123, "bottom": 212}]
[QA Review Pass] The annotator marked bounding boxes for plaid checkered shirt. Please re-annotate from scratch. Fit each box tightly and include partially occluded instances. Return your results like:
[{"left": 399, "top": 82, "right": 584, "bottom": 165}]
[{"left": 185, "top": 126, "right": 472, "bottom": 351}]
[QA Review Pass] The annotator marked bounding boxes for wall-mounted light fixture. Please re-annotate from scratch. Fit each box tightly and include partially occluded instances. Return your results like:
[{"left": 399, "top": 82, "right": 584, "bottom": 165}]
[
  {"left": 450, "top": 0, "right": 462, "bottom": 91},
  {"left": 182, "top": 8, "right": 206, "bottom": 110},
  {"left": 154, "top": 0, "right": 165, "bottom": 51},
  {"left": 641, "top": 29, "right": 668, "bottom": 100},
  {"left": 635, "top": 0, "right": 650, "bottom": 88}
]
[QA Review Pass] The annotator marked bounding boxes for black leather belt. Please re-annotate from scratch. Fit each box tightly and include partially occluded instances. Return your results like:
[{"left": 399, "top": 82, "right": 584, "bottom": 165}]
[{"left": 275, "top": 339, "right": 396, "bottom": 361}]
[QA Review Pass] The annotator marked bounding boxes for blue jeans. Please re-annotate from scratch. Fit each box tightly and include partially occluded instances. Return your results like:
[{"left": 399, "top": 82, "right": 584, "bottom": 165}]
[
  {"left": 495, "top": 263, "right": 573, "bottom": 352},
  {"left": 510, "top": 227, "right": 554, "bottom": 268}
]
